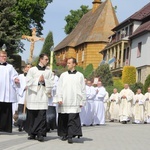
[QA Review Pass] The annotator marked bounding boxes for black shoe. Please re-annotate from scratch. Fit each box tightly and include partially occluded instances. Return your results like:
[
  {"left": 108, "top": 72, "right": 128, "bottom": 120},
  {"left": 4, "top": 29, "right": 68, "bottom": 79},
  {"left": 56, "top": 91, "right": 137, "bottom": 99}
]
[
  {"left": 61, "top": 136, "right": 68, "bottom": 141},
  {"left": 28, "top": 135, "right": 36, "bottom": 140},
  {"left": 144, "top": 122, "right": 147, "bottom": 124},
  {"left": 83, "top": 124, "right": 86, "bottom": 126},
  {"left": 18, "top": 127, "right": 23, "bottom": 132},
  {"left": 110, "top": 120, "right": 114, "bottom": 122},
  {"left": 122, "top": 121, "right": 126, "bottom": 124},
  {"left": 68, "top": 138, "right": 73, "bottom": 144},
  {"left": 37, "top": 135, "right": 44, "bottom": 142}
]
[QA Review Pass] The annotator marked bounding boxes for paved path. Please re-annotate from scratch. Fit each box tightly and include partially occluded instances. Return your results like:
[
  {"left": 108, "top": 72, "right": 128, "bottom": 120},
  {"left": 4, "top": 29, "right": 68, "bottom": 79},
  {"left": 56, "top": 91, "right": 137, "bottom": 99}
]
[{"left": 0, "top": 122, "right": 149, "bottom": 150}]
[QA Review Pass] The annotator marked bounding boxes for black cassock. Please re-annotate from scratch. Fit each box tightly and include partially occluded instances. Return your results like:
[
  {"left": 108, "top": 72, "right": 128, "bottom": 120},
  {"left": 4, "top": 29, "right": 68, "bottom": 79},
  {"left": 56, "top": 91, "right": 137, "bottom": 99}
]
[
  {"left": 24, "top": 109, "right": 47, "bottom": 137},
  {"left": 57, "top": 113, "right": 82, "bottom": 138},
  {"left": 0, "top": 102, "right": 12, "bottom": 133},
  {"left": 46, "top": 106, "right": 57, "bottom": 131}
]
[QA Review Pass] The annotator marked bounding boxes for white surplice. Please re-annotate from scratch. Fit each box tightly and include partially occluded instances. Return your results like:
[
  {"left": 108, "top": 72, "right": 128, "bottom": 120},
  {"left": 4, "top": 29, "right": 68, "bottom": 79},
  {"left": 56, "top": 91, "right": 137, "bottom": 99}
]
[
  {"left": 119, "top": 88, "right": 134, "bottom": 122},
  {"left": 133, "top": 93, "right": 145, "bottom": 123},
  {"left": 93, "top": 86, "right": 106, "bottom": 125},
  {"left": 104, "top": 91, "right": 109, "bottom": 119},
  {"left": 54, "top": 71, "right": 86, "bottom": 113},
  {"left": 0, "top": 64, "right": 18, "bottom": 103},
  {"left": 109, "top": 92, "right": 120, "bottom": 120},
  {"left": 26, "top": 66, "right": 54, "bottom": 110}
]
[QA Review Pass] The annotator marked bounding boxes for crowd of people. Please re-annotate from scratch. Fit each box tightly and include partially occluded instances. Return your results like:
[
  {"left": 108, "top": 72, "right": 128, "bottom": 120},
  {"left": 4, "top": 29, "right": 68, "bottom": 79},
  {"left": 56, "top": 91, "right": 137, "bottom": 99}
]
[
  {"left": 0, "top": 50, "right": 150, "bottom": 144},
  {"left": 81, "top": 80, "right": 150, "bottom": 125}
]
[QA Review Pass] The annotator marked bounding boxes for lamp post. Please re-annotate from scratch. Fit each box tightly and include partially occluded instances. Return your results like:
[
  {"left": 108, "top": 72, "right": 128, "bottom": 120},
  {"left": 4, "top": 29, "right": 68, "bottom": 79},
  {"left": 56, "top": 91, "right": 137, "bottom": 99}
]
[
  {"left": 2, "top": 44, "right": 7, "bottom": 51},
  {"left": 50, "top": 45, "right": 54, "bottom": 70}
]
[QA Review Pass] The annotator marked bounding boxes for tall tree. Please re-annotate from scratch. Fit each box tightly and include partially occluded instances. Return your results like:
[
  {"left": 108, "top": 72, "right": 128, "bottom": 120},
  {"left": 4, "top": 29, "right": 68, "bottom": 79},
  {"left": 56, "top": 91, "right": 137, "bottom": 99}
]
[
  {"left": 0, "top": 0, "right": 22, "bottom": 55},
  {"left": 64, "top": 5, "right": 90, "bottom": 34},
  {"left": 40, "top": 31, "right": 54, "bottom": 60}
]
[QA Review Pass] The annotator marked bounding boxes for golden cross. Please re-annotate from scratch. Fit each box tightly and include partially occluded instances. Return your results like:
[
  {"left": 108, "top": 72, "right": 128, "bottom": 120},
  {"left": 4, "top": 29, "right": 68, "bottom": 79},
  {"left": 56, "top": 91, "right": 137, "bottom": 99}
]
[{"left": 22, "top": 28, "right": 44, "bottom": 63}]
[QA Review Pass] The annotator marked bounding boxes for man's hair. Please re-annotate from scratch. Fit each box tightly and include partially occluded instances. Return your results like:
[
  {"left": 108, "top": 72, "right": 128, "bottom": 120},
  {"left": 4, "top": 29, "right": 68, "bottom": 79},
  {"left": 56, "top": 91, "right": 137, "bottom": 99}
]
[
  {"left": 0, "top": 50, "right": 7, "bottom": 55},
  {"left": 24, "top": 63, "right": 32, "bottom": 68},
  {"left": 68, "top": 57, "right": 77, "bottom": 65},
  {"left": 38, "top": 53, "right": 49, "bottom": 61}
]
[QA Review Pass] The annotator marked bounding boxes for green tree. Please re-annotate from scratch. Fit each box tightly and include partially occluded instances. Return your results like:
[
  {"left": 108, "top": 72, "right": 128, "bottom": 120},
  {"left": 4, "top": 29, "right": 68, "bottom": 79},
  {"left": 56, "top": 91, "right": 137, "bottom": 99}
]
[
  {"left": 144, "top": 74, "right": 150, "bottom": 93},
  {"left": 64, "top": 5, "right": 90, "bottom": 34},
  {"left": 0, "top": 0, "right": 53, "bottom": 56},
  {"left": 94, "top": 64, "right": 113, "bottom": 87},
  {"left": 13, "top": 0, "right": 53, "bottom": 36},
  {"left": 0, "top": 0, "right": 22, "bottom": 55},
  {"left": 40, "top": 31, "right": 54, "bottom": 58}
]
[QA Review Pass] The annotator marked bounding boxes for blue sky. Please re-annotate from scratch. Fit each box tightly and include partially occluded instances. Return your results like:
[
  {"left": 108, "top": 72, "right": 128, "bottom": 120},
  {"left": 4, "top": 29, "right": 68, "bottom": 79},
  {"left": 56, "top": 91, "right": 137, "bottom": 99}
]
[{"left": 20, "top": 0, "right": 150, "bottom": 62}]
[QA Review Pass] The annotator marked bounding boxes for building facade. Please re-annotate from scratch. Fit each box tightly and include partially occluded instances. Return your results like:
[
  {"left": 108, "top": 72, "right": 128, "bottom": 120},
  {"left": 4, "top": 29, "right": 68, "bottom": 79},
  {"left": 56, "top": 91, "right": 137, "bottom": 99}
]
[
  {"left": 54, "top": 0, "right": 118, "bottom": 69},
  {"left": 101, "top": 2, "right": 150, "bottom": 83}
]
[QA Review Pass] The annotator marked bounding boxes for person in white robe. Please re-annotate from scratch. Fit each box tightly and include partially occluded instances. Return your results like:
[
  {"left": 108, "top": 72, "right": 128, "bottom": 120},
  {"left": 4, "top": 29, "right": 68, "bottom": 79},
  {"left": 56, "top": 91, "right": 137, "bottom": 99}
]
[
  {"left": 53, "top": 57, "right": 86, "bottom": 144},
  {"left": 0, "top": 50, "right": 19, "bottom": 133},
  {"left": 25, "top": 53, "right": 54, "bottom": 142},
  {"left": 109, "top": 88, "right": 120, "bottom": 122},
  {"left": 132, "top": 89, "right": 145, "bottom": 124},
  {"left": 144, "top": 87, "right": 150, "bottom": 123},
  {"left": 93, "top": 81, "right": 106, "bottom": 125},
  {"left": 80, "top": 78, "right": 88, "bottom": 126},
  {"left": 46, "top": 71, "right": 59, "bottom": 131},
  {"left": 81, "top": 80, "right": 96, "bottom": 126},
  {"left": 119, "top": 84, "right": 134, "bottom": 124},
  {"left": 17, "top": 64, "right": 31, "bottom": 131},
  {"left": 104, "top": 91, "right": 109, "bottom": 120}
]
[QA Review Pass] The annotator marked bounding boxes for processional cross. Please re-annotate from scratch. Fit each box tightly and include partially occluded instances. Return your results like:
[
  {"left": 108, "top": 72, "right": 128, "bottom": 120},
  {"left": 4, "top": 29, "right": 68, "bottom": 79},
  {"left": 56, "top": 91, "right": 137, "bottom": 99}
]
[{"left": 22, "top": 28, "right": 44, "bottom": 63}]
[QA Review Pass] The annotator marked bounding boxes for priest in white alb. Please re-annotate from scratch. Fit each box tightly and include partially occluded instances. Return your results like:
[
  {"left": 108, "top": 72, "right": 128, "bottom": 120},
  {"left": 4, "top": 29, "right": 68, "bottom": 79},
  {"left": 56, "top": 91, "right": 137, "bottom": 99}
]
[
  {"left": 93, "top": 81, "right": 106, "bottom": 125},
  {"left": 82, "top": 79, "right": 96, "bottom": 126},
  {"left": 133, "top": 89, "right": 145, "bottom": 124},
  {"left": 119, "top": 84, "right": 134, "bottom": 124},
  {"left": 109, "top": 88, "right": 120, "bottom": 122},
  {"left": 0, "top": 50, "right": 19, "bottom": 133}
]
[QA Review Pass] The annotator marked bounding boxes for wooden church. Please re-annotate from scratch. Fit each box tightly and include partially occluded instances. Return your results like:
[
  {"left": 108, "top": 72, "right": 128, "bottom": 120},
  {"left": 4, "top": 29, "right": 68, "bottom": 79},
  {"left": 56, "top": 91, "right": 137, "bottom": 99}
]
[{"left": 54, "top": 0, "right": 118, "bottom": 69}]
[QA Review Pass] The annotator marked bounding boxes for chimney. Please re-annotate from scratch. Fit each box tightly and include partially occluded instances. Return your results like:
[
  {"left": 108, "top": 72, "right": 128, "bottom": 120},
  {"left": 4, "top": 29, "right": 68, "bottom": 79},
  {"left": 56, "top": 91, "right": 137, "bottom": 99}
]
[{"left": 92, "top": 0, "right": 102, "bottom": 13}]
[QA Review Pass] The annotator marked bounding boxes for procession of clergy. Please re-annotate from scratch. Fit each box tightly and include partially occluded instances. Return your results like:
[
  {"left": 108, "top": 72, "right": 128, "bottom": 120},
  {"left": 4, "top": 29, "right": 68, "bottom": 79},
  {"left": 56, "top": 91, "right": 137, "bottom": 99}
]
[
  {"left": 81, "top": 80, "right": 150, "bottom": 125},
  {"left": 13, "top": 67, "right": 150, "bottom": 127},
  {"left": 1, "top": 49, "right": 150, "bottom": 141}
]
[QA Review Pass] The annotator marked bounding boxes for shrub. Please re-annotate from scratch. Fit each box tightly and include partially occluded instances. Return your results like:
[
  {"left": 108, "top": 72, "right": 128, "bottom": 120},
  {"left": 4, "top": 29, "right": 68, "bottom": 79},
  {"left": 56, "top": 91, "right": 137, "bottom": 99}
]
[
  {"left": 122, "top": 66, "right": 136, "bottom": 85},
  {"left": 130, "top": 82, "right": 144, "bottom": 94},
  {"left": 93, "top": 64, "right": 113, "bottom": 87}
]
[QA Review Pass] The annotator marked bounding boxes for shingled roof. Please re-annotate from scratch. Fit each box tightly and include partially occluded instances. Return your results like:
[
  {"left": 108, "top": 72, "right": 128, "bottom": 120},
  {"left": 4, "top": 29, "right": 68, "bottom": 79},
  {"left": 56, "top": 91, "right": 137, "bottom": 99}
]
[
  {"left": 130, "top": 20, "right": 150, "bottom": 39},
  {"left": 54, "top": 0, "right": 118, "bottom": 51},
  {"left": 113, "top": 2, "right": 150, "bottom": 31}
]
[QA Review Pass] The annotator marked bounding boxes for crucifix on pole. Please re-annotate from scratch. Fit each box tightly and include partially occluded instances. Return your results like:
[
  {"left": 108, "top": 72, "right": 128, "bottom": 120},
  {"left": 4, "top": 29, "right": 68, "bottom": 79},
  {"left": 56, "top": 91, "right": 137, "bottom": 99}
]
[{"left": 22, "top": 28, "right": 44, "bottom": 63}]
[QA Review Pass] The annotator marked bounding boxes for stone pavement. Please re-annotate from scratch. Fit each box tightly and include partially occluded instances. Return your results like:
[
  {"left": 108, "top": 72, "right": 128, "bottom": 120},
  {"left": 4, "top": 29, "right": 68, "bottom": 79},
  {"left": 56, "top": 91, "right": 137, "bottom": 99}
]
[{"left": 0, "top": 122, "right": 150, "bottom": 150}]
